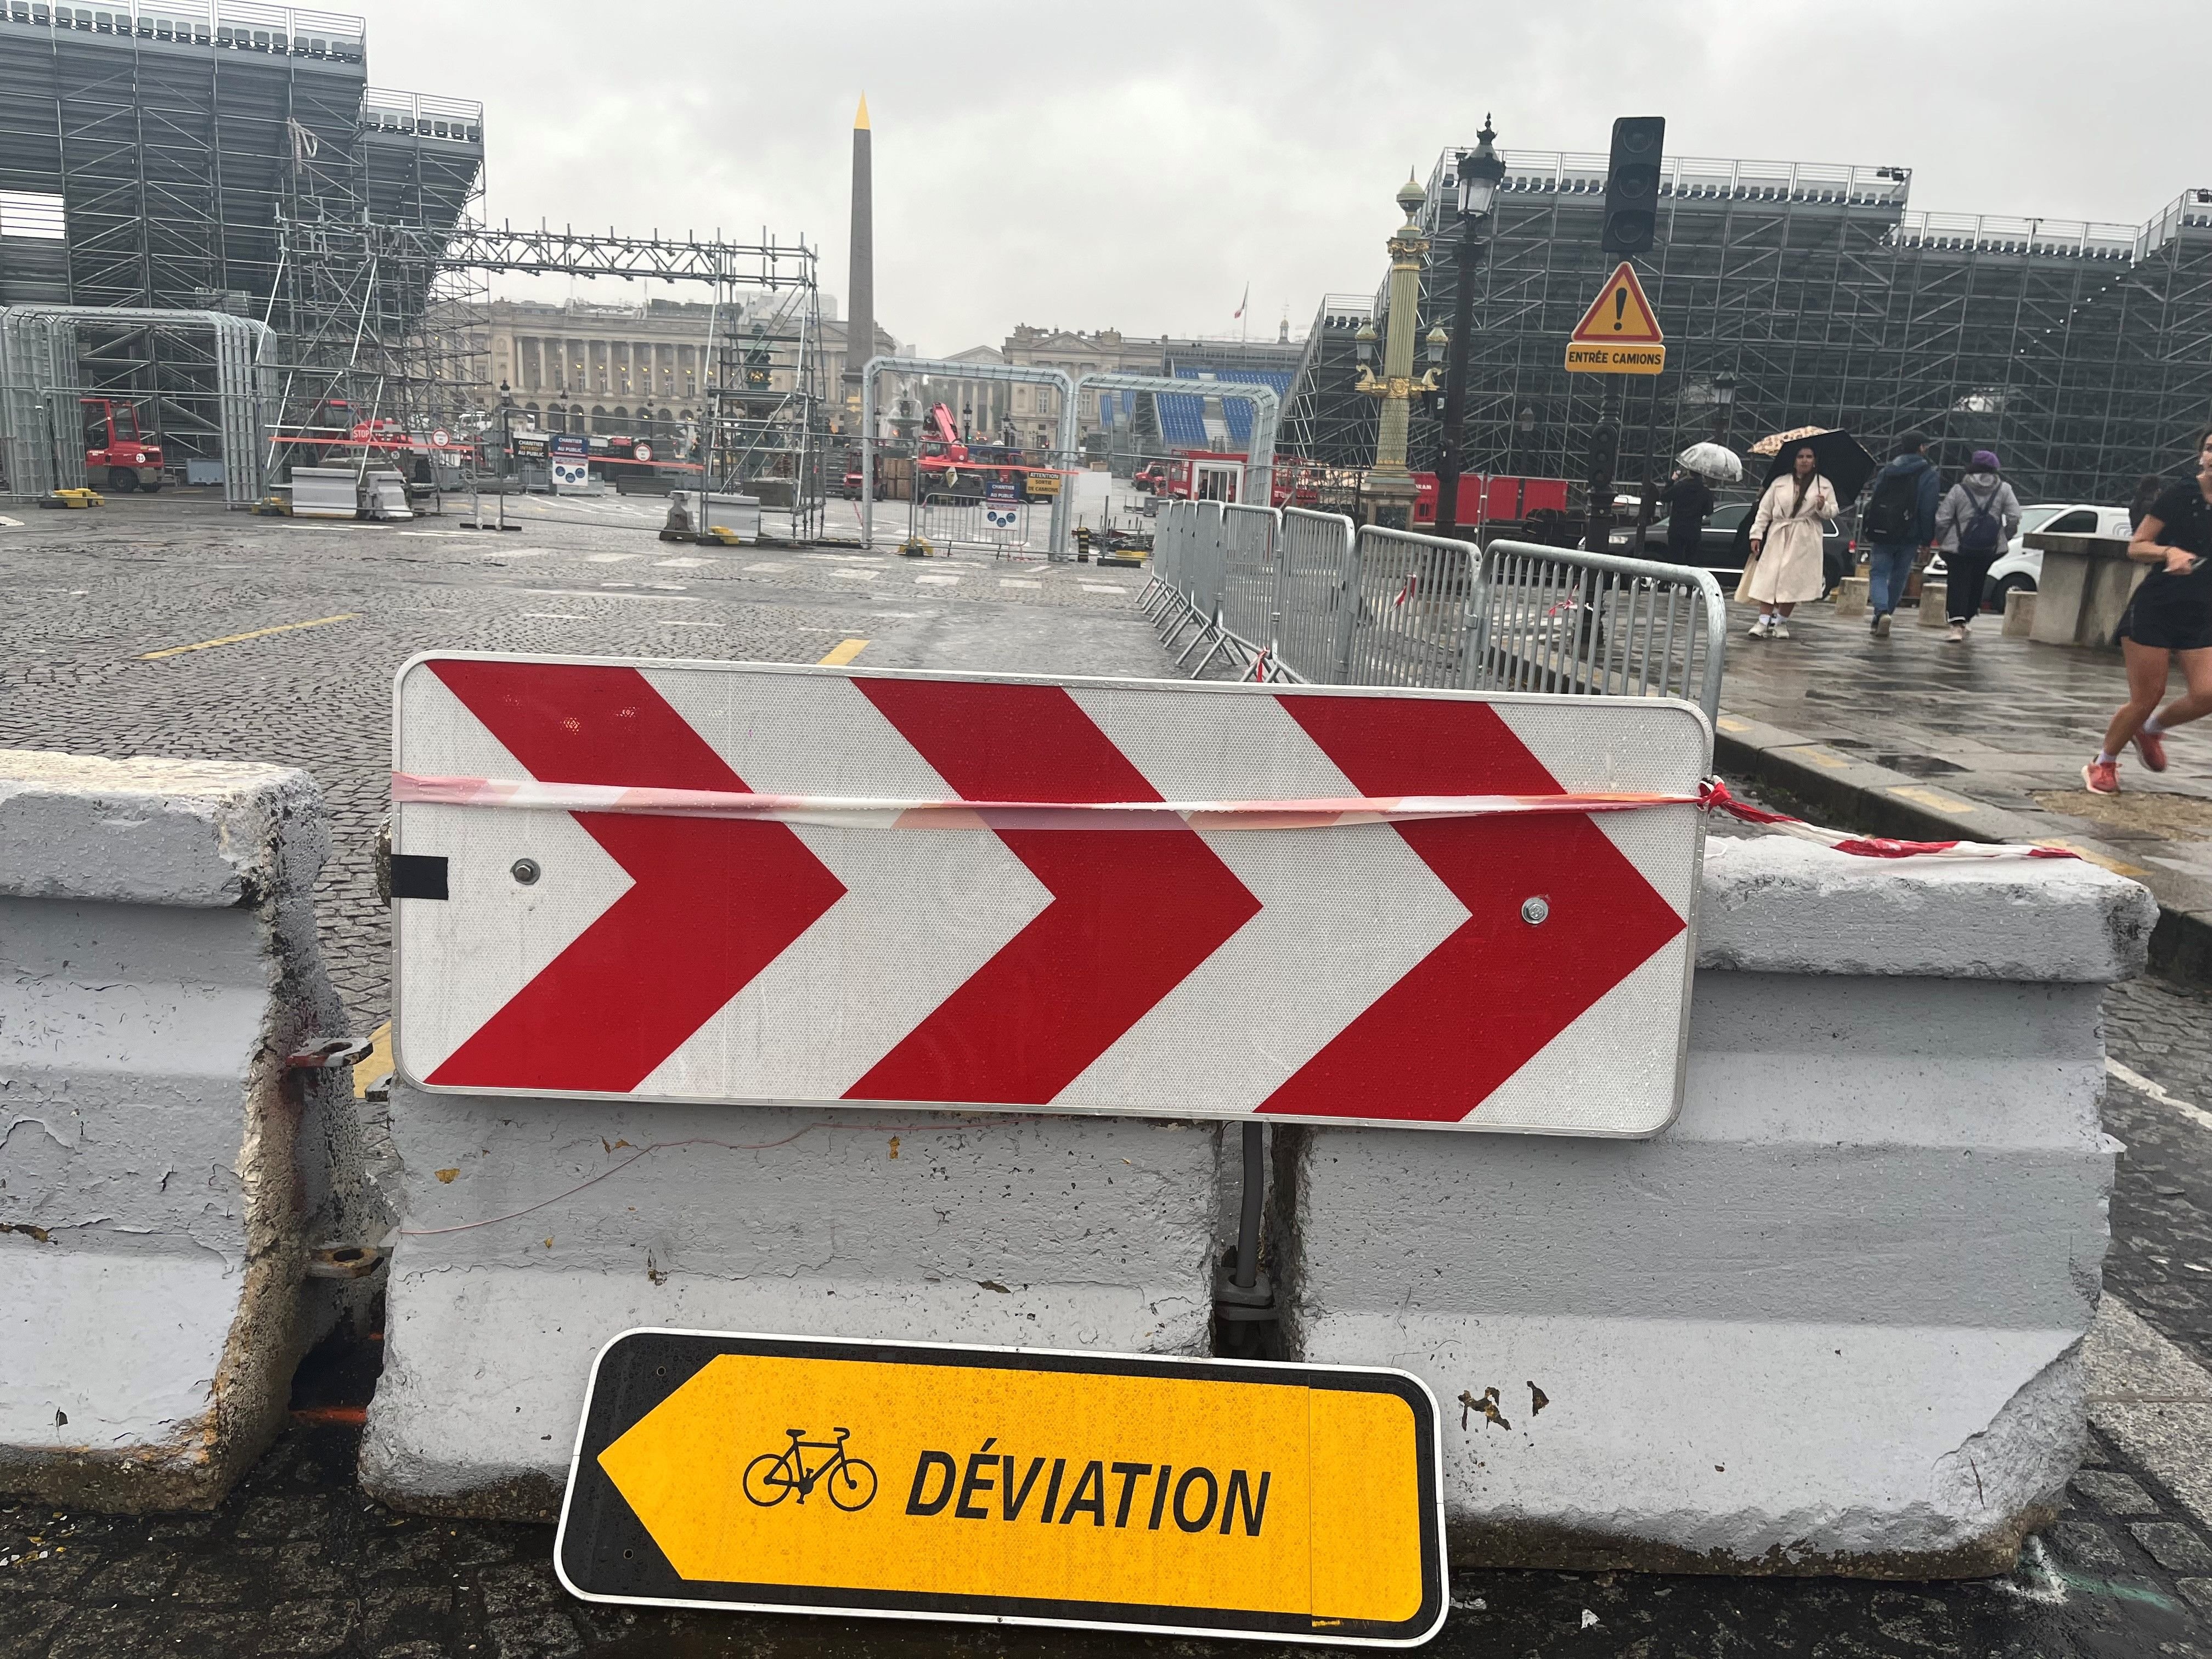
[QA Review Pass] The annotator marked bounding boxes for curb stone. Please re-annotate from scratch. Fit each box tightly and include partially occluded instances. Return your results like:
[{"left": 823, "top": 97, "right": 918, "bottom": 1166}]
[{"left": 1716, "top": 711, "right": 2212, "bottom": 987}]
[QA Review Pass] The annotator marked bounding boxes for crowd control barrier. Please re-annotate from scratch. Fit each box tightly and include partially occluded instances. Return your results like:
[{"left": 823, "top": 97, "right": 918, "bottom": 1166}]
[
  {"left": 0, "top": 751, "right": 379, "bottom": 1510},
  {"left": 1271, "top": 837, "right": 2155, "bottom": 1576},
  {"left": 1144, "top": 501, "right": 1728, "bottom": 720}
]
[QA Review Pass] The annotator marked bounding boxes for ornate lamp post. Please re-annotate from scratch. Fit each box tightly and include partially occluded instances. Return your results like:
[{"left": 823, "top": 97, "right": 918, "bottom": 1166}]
[
  {"left": 1435, "top": 117, "right": 1505, "bottom": 541},
  {"left": 1712, "top": 373, "right": 1737, "bottom": 444},
  {"left": 1356, "top": 173, "right": 1441, "bottom": 528}
]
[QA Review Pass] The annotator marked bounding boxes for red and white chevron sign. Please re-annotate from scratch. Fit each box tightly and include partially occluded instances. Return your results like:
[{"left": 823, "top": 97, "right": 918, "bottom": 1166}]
[{"left": 391, "top": 656, "right": 1708, "bottom": 1134}]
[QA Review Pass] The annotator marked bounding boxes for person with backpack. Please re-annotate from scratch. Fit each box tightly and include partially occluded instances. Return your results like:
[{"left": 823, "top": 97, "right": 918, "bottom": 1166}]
[
  {"left": 1859, "top": 434, "right": 1942, "bottom": 637},
  {"left": 1932, "top": 450, "right": 2022, "bottom": 642}
]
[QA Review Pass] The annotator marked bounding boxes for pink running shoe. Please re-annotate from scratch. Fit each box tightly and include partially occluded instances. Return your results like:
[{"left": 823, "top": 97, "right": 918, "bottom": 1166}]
[
  {"left": 2135, "top": 727, "right": 2170, "bottom": 772},
  {"left": 2083, "top": 758, "right": 2120, "bottom": 795}
]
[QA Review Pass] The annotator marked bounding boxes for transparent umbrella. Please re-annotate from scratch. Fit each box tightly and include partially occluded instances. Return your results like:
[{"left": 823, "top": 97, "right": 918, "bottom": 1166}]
[{"left": 1675, "top": 442, "right": 1742, "bottom": 484}]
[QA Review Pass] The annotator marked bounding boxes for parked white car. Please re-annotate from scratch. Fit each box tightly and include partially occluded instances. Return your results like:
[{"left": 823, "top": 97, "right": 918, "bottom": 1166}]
[{"left": 1928, "top": 503, "right": 2132, "bottom": 611}]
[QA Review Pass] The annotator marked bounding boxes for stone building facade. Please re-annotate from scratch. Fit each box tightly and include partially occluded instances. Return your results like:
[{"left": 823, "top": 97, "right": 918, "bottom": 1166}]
[{"left": 456, "top": 296, "right": 894, "bottom": 443}]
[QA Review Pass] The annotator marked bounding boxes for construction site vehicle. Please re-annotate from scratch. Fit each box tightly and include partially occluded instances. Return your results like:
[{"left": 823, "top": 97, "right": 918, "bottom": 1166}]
[{"left": 82, "top": 398, "right": 163, "bottom": 493}]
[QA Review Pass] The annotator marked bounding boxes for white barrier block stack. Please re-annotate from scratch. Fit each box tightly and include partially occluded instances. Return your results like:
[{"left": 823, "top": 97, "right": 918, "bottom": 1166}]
[
  {"left": 359, "top": 1099, "right": 1220, "bottom": 1520},
  {"left": 0, "top": 751, "right": 378, "bottom": 1510},
  {"left": 1276, "top": 837, "right": 2157, "bottom": 1577}
]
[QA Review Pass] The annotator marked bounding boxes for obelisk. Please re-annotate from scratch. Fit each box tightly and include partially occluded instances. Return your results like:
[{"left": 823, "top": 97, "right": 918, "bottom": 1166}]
[{"left": 845, "top": 95, "right": 874, "bottom": 420}]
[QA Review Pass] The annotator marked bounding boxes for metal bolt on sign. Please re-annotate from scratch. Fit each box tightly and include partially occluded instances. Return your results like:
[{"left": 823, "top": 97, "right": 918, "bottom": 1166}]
[
  {"left": 511, "top": 857, "right": 541, "bottom": 885},
  {"left": 1521, "top": 895, "right": 1550, "bottom": 925}
]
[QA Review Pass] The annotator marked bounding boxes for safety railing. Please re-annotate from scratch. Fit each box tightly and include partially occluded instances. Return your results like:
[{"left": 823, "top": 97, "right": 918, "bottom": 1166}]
[
  {"left": 1204, "top": 503, "right": 1279, "bottom": 675},
  {"left": 1467, "top": 540, "right": 1727, "bottom": 718},
  {"left": 1270, "top": 508, "right": 1355, "bottom": 684},
  {"left": 1143, "top": 501, "right": 1726, "bottom": 719},
  {"left": 1339, "top": 527, "right": 1479, "bottom": 690}
]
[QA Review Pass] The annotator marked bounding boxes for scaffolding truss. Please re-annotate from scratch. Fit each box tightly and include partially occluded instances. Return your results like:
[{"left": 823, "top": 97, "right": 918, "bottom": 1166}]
[
  {"left": 307, "top": 223, "right": 831, "bottom": 528},
  {"left": 1284, "top": 144, "right": 2212, "bottom": 505}
]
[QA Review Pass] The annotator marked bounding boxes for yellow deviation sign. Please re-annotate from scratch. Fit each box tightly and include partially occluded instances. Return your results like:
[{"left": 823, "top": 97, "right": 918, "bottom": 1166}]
[
  {"left": 555, "top": 1330, "right": 1446, "bottom": 1646},
  {"left": 1565, "top": 260, "right": 1666, "bottom": 375}
]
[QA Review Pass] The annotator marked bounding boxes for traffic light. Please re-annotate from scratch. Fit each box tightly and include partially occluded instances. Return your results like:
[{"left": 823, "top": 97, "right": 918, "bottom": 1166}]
[{"left": 1601, "top": 116, "right": 1666, "bottom": 255}]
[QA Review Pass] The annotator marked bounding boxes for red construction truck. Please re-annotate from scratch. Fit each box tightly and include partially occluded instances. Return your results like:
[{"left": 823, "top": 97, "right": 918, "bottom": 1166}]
[{"left": 82, "top": 397, "right": 163, "bottom": 492}]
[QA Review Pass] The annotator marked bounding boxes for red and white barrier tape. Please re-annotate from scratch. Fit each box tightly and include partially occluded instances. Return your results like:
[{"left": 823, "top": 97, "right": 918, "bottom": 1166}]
[
  {"left": 392, "top": 769, "right": 2079, "bottom": 860},
  {"left": 1697, "top": 777, "right": 2078, "bottom": 862},
  {"left": 393, "top": 770, "right": 1697, "bottom": 831}
]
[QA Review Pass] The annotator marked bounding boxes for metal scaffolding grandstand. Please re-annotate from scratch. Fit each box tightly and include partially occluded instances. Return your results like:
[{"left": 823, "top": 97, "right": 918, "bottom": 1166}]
[
  {"left": 0, "top": 1, "right": 487, "bottom": 470},
  {"left": 0, "top": 1, "right": 833, "bottom": 516},
  {"left": 1282, "top": 146, "right": 2212, "bottom": 505}
]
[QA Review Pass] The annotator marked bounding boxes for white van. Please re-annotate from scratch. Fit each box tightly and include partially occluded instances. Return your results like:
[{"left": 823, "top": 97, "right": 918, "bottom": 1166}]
[{"left": 1929, "top": 504, "right": 2132, "bottom": 610}]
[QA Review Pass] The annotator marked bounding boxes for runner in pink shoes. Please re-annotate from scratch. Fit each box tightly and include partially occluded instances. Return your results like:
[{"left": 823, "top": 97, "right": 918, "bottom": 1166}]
[{"left": 2086, "top": 430, "right": 2212, "bottom": 795}]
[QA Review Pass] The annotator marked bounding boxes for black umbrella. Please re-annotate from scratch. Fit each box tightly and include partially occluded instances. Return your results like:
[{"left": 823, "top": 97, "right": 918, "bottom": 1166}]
[{"left": 1748, "top": 426, "right": 1878, "bottom": 508}]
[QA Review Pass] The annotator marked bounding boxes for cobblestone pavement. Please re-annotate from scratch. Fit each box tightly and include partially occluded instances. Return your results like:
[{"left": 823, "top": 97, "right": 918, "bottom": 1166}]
[
  {"left": 0, "top": 494, "right": 1162, "bottom": 1034},
  {"left": 12, "top": 499, "right": 2212, "bottom": 1656}
]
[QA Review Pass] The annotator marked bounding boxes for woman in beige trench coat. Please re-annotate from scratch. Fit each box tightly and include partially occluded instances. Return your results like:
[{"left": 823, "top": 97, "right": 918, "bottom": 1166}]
[{"left": 1739, "top": 443, "right": 1837, "bottom": 640}]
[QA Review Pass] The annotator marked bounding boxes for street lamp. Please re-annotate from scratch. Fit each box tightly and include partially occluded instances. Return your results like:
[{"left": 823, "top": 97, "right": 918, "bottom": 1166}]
[
  {"left": 495, "top": 379, "right": 514, "bottom": 488},
  {"left": 1712, "top": 373, "right": 1737, "bottom": 444},
  {"left": 1435, "top": 116, "right": 1505, "bottom": 541}
]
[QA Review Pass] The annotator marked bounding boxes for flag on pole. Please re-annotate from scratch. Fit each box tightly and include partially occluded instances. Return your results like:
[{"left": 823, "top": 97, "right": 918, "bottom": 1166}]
[{"left": 1233, "top": 284, "right": 1248, "bottom": 320}]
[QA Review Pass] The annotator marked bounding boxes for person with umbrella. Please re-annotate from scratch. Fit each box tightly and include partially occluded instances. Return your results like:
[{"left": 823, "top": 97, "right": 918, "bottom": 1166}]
[
  {"left": 1658, "top": 465, "right": 1716, "bottom": 562},
  {"left": 1742, "top": 442, "right": 1839, "bottom": 639}
]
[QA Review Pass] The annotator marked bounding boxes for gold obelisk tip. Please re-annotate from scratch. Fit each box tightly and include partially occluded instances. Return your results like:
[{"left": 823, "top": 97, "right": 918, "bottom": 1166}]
[{"left": 854, "top": 94, "right": 870, "bottom": 131}]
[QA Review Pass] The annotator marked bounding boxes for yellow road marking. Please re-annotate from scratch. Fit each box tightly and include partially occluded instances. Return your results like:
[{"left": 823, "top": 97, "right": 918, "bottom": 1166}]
[
  {"left": 353, "top": 1022, "right": 392, "bottom": 1099},
  {"left": 817, "top": 638, "right": 870, "bottom": 667},
  {"left": 1781, "top": 745, "right": 1854, "bottom": 770},
  {"left": 2041, "top": 839, "right": 2148, "bottom": 878},
  {"left": 1714, "top": 715, "right": 1752, "bottom": 733},
  {"left": 1884, "top": 784, "right": 1977, "bottom": 816},
  {"left": 140, "top": 613, "right": 358, "bottom": 660}
]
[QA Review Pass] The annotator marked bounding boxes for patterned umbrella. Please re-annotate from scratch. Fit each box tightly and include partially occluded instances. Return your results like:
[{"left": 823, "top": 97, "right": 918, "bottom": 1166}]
[{"left": 1748, "top": 427, "right": 1877, "bottom": 506}]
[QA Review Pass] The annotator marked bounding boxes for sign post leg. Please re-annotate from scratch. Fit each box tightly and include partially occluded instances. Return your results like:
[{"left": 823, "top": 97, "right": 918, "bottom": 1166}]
[{"left": 1584, "top": 377, "right": 1621, "bottom": 555}]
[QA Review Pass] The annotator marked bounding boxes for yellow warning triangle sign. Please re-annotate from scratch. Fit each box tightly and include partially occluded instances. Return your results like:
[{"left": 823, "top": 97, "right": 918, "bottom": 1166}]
[{"left": 1569, "top": 262, "right": 1664, "bottom": 345}]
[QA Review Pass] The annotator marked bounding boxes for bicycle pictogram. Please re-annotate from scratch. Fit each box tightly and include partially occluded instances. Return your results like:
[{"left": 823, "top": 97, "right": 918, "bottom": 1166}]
[{"left": 742, "top": 1426, "right": 878, "bottom": 1511}]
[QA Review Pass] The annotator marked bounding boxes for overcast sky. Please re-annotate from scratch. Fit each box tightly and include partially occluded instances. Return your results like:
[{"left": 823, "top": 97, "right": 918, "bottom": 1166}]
[{"left": 364, "top": 0, "right": 2209, "bottom": 357}]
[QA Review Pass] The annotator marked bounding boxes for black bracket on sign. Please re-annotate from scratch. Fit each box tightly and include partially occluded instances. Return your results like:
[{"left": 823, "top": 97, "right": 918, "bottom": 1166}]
[{"left": 387, "top": 854, "right": 449, "bottom": 900}]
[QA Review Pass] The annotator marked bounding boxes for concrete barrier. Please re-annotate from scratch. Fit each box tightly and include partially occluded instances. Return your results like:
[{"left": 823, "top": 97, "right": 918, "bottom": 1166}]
[
  {"left": 0, "top": 751, "right": 379, "bottom": 1510},
  {"left": 359, "top": 1097, "right": 1221, "bottom": 1520},
  {"left": 1273, "top": 837, "right": 2154, "bottom": 1577}
]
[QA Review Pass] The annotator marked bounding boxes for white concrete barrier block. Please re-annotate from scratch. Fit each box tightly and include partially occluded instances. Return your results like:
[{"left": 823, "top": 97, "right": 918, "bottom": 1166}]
[
  {"left": 1279, "top": 844, "right": 2133, "bottom": 1576},
  {"left": 1698, "top": 837, "right": 2155, "bottom": 984},
  {"left": 360, "top": 1091, "right": 1220, "bottom": 1520},
  {"left": 0, "top": 750, "right": 376, "bottom": 1510}
]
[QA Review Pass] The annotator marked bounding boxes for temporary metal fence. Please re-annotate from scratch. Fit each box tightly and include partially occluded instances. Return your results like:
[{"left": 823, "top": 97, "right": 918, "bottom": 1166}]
[
  {"left": 0, "top": 305, "right": 276, "bottom": 506},
  {"left": 915, "top": 491, "right": 1047, "bottom": 558},
  {"left": 1143, "top": 499, "right": 1727, "bottom": 719}
]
